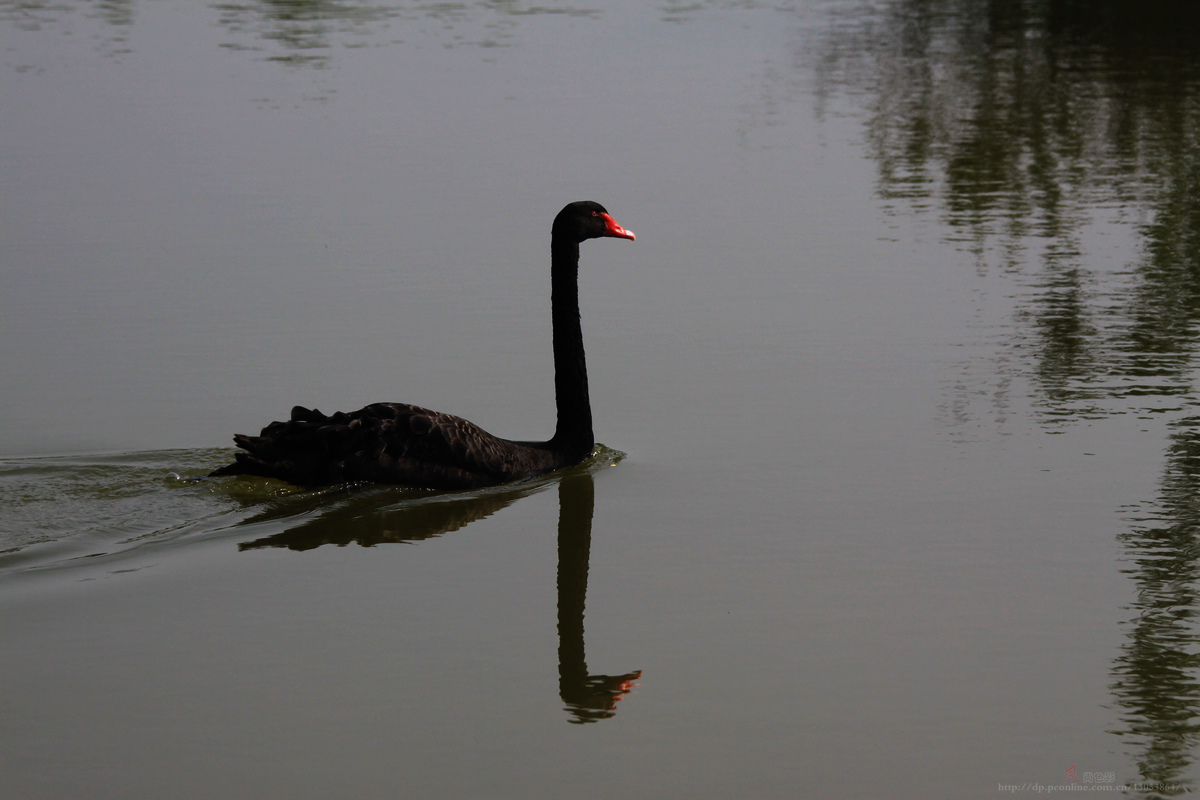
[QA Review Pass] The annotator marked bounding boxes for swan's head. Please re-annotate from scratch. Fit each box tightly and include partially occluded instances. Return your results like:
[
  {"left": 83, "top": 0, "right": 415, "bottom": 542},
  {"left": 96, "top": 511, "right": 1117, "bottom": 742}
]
[{"left": 554, "top": 201, "right": 636, "bottom": 244}]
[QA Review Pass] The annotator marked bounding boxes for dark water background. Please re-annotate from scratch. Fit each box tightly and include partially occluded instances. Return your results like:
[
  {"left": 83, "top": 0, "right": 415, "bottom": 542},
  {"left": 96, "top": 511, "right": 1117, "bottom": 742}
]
[{"left": 4, "top": 1, "right": 1200, "bottom": 797}]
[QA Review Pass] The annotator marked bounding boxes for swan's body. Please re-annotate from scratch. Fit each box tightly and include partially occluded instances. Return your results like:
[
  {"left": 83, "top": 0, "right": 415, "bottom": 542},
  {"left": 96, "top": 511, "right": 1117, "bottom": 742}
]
[{"left": 209, "top": 201, "right": 634, "bottom": 489}]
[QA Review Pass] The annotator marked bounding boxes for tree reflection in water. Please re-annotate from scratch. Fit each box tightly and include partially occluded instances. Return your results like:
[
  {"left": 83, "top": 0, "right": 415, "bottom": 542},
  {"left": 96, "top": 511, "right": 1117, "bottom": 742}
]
[
  {"left": 810, "top": 0, "right": 1200, "bottom": 793},
  {"left": 236, "top": 450, "right": 639, "bottom": 724},
  {"left": 1116, "top": 428, "right": 1200, "bottom": 794},
  {"left": 2, "top": 0, "right": 602, "bottom": 69}
]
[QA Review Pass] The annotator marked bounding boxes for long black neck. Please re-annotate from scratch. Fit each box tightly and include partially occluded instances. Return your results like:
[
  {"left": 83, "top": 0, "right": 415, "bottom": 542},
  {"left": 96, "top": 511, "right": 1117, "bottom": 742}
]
[{"left": 550, "top": 238, "right": 593, "bottom": 457}]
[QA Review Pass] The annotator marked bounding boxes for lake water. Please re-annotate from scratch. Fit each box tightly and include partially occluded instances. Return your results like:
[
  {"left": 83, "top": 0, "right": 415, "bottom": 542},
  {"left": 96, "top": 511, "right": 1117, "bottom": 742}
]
[{"left": 3, "top": 1, "right": 1200, "bottom": 797}]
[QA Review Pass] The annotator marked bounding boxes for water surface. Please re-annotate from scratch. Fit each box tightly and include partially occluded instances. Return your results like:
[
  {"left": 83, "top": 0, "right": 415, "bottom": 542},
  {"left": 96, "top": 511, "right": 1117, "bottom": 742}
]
[{"left": 4, "top": 1, "right": 1200, "bottom": 797}]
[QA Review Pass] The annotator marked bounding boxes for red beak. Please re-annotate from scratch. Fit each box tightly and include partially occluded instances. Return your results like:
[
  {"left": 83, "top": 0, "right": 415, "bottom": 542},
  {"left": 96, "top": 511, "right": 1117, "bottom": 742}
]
[{"left": 599, "top": 212, "right": 636, "bottom": 241}]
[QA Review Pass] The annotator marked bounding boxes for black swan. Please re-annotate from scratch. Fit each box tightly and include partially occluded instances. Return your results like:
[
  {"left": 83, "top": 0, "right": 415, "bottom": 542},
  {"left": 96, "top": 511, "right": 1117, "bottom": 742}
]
[{"left": 209, "top": 201, "right": 635, "bottom": 489}]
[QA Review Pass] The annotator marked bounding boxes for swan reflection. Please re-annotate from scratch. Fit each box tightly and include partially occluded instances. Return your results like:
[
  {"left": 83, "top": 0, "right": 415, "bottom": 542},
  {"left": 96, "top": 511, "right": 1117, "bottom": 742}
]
[
  {"left": 235, "top": 453, "right": 640, "bottom": 723},
  {"left": 555, "top": 471, "right": 642, "bottom": 723},
  {"left": 236, "top": 481, "right": 540, "bottom": 550}
]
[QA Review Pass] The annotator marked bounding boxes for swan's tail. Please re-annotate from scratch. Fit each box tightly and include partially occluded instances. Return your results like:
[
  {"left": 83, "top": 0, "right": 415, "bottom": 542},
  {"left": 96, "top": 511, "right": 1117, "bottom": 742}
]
[{"left": 207, "top": 406, "right": 359, "bottom": 486}]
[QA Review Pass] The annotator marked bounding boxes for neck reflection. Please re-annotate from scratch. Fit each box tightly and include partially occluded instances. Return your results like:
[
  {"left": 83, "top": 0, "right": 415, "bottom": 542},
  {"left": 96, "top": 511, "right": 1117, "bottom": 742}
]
[{"left": 556, "top": 472, "right": 641, "bottom": 724}]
